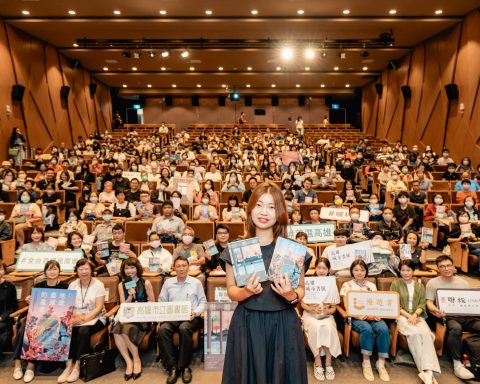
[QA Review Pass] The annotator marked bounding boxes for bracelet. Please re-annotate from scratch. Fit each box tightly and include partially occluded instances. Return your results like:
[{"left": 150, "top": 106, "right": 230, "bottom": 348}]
[{"left": 289, "top": 291, "right": 299, "bottom": 305}]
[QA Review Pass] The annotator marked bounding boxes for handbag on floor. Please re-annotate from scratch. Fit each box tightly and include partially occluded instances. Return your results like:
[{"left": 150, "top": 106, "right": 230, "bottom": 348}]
[{"left": 79, "top": 349, "right": 117, "bottom": 382}]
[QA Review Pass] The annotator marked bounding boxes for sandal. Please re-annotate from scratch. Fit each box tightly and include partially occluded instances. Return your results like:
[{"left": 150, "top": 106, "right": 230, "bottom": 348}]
[
  {"left": 314, "top": 365, "right": 325, "bottom": 381},
  {"left": 325, "top": 366, "right": 335, "bottom": 380}
]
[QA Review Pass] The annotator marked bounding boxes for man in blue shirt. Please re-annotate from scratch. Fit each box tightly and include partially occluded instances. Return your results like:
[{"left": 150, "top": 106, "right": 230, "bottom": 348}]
[
  {"left": 454, "top": 172, "right": 480, "bottom": 191},
  {"left": 158, "top": 256, "right": 206, "bottom": 384},
  {"left": 293, "top": 177, "right": 318, "bottom": 204}
]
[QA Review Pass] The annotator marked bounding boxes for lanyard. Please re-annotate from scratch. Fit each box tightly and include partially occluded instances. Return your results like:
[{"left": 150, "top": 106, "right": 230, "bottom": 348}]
[{"left": 80, "top": 278, "right": 92, "bottom": 308}]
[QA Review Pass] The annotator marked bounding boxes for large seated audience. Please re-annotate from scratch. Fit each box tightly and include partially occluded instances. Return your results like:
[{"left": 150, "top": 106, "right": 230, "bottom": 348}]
[{"left": 0, "top": 123, "right": 479, "bottom": 383}]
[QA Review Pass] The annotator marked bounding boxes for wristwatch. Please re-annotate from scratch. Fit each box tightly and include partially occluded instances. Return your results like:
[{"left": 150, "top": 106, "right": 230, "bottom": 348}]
[{"left": 289, "top": 291, "right": 299, "bottom": 305}]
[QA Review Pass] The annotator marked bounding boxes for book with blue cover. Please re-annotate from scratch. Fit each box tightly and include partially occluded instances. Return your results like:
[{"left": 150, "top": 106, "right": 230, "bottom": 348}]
[
  {"left": 267, "top": 237, "right": 307, "bottom": 289},
  {"left": 228, "top": 237, "right": 266, "bottom": 287}
]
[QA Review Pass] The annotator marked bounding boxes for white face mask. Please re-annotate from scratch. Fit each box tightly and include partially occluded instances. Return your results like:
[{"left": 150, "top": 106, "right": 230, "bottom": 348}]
[
  {"left": 434, "top": 198, "right": 443, "bottom": 205},
  {"left": 398, "top": 198, "right": 407, "bottom": 204},
  {"left": 149, "top": 240, "right": 161, "bottom": 249},
  {"left": 182, "top": 235, "right": 193, "bottom": 245},
  {"left": 383, "top": 214, "right": 393, "bottom": 222},
  {"left": 465, "top": 201, "right": 474, "bottom": 208},
  {"left": 350, "top": 213, "right": 359, "bottom": 221}
]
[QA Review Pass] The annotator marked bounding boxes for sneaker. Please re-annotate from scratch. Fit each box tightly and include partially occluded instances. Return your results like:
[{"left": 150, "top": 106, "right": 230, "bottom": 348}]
[
  {"left": 454, "top": 365, "right": 475, "bottom": 380},
  {"left": 314, "top": 365, "right": 325, "bottom": 381},
  {"left": 13, "top": 368, "right": 23, "bottom": 380},
  {"left": 375, "top": 362, "right": 390, "bottom": 382},
  {"left": 23, "top": 369, "right": 34, "bottom": 383},
  {"left": 362, "top": 365, "right": 375, "bottom": 382},
  {"left": 325, "top": 366, "right": 335, "bottom": 380},
  {"left": 418, "top": 371, "right": 433, "bottom": 384},
  {"left": 66, "top": 368, "right": 80, "bottom": 383},
  {"left": 57, "top": 367, "right": 72, "bottom": 383}
]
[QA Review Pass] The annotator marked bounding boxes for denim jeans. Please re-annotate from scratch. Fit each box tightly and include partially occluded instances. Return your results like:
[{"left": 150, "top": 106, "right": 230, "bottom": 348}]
[{"left": 351, "top": 319, "right": 390, "bottom": 358}]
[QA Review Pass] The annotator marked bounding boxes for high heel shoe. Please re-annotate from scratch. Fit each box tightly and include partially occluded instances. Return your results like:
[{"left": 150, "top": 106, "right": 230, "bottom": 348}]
[
  {"left": 124, "top": 373, "right": 133, "bottom": 381},
  {"left": 132, "top": 371, "right": 142, "bottom": 380}
]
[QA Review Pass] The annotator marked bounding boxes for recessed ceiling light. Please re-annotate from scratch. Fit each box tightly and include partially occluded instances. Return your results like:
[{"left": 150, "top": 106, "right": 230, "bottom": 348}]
[
  {"left": 276, "top": 66, "right": 282, "bottom": 71},
  {"left": 21, "top": 10, "right": 30, "bottom": 15},
  {"left": 197, "top": 84, "right": 202, "bottom": 88},
  {"left": 320, "top": 84, "right": 325, "bottom": 88},
  {"left": 343, "top": 9, "right": 350, "bottom": 15},
  {"left": 161, "top": 67, "right": 166, "bottom": 71},
  {"left": 389, "top": 9, "right": 397, "bottom": 15},
  {"left": 281, "top": 47, "right": 294, "bottom": 60},
  {"left": 334, "top": 66, "right": 339, "bottom": 71},
  {"left": 345, "top": 84, "right": 350, "bottom": 88},
  {"left": 73, "top": 43, "right": 79, "bottom": 47},
  {"left": 305, "top": 48, "right": 315, "bottom": 59},
  {"left": 218, "top": 66, "right": 224, "bottom": 71},
  {"left": 305, "top": 66, "right": 311, "bottom": 71},
  {"left": 205, "top": 10, "right": 213, "bottom": 15},
  {"left": 221, "top": 84, "right": 227, "bottom": 88},
  {"left": 435, "top": 9, "right": 443, "bottom": 15},
  {"left": 172, "top": 84, "right": 177, "bottom": 88},
  {"left": 132, "top": 67, "right": 138, "bottom": 71},
  {"left": 296, "top": 84, "right": 301, "bottom": 88},
  {"left": 68, "top": 10, "right": 76, "bottom": 15},
  {"left": 161, "top": 50, "right": 169, "bottom": 58},
  {"left": 297, "top": 9, "right": 304, "bottom": 15},
  {"left": 122, "top": 84, "right": 127, "bottom": 88},
  {"left": 103, "top": 67, "right": 108, "bottom": 71},
  {"left": 363, "top": 66, "right": 368, "bottom": 71},
  {"left": 159, "top": 10, "right": 167, "bottom": 15},
  {"left": 247, "top": 67, "right": 252, "bottom": 71},
  {"left": 189, "top": 66, "right": 195, "bottom": 71},
  {"left": 251, "top": 10, "right": 258, "bottom": 15},
  {"left": 181, "top": 50, "right": 189, "bottom": 58},
  {"left": 147, "top": 84, "right": 152, "bottom": 88},
  {"left": 271, "top": 84, "right": 276, "bottom": 88},
  {"left": 113, "top": 10, "right": 121, "bottom": 15},
  {"left": 246, "top": 84, "right": 251, "bottom": 88}
]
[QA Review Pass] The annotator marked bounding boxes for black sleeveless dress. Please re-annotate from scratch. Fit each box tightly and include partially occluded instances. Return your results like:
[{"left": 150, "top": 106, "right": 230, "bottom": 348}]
[
  {"left": 219, "top": 240, "right": 310, "bottom": 384},
  {"left": 112, "top": 278, "right": 149, "bottom": 346}
]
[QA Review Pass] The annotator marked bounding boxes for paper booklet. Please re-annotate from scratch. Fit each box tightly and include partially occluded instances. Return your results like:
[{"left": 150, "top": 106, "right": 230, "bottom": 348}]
[
  {"left": 203, "top": 239, "right": 219, "bottom": 256},
  {"left": 267, "top": 237, "right": 307, "bottom": 289},
  {"left": 420, "top": 227, "right": 434, "bottom": 244},
  {"left": 228, "top": 237, "right": 266, "bottom": 287}
]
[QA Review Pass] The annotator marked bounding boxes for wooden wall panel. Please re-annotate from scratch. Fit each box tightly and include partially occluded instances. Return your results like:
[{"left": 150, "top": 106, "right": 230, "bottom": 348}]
[
  {"left": 362, "top": 9, "right": 480, "bottom": 165},
  {"left": 0, "top": 20, "right": 111, "bottom": 158}
]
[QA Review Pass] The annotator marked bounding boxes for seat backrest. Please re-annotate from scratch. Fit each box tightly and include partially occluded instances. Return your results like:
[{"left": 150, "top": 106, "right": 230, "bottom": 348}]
[
  {"left": 125, "top": 221, "right": 153, "bottom": 243},
  {"left": 206, "top": 276, "right": 227, "bottom": 301},
  {"left": 376, "top": 277, "right": 396, "bottom": 291},
  {"left": 96, "top": 276, "right": 120, "bottom": 306},
  {"left": 3, "top": 275, "right": 35, "bottom": 310},
  {"left": 143, "top": 276, "right": 163, "bottom": 300},
  {"left": 186, "top": 220, "right": 214, "bottom": 243},
  {"left": 216, "top": 221, "right": 245, "bottom": 241}
]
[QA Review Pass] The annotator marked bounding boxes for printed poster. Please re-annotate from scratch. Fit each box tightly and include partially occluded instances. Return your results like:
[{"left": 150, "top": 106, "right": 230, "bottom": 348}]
[{"left": 21, "top": 288, "right": 76, "bottom": 361}]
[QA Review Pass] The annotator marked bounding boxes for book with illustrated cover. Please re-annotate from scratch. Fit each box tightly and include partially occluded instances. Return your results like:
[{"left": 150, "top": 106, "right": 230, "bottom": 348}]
[
  {"left": 228, "top": 238, "right": 266, "bottom": 287},
  {"left": 203, "top": 239, "right": 219, "bottom": 256},
  {"left": 267, "top": 237, "right": 307, "bottom": 289},
  {"left": 399, "top": 244, "right": 412, "bottom": 259},
  {"left": 96, "top": 241, "right": 110, "bottom": 259}
]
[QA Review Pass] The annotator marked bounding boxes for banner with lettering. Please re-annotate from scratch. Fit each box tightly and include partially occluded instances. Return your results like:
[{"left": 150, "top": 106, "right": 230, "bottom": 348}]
[
  {"left": 436, "top": 288, "right": 480, "bottom": 316},
  {"left": 304, "top": 276, "right": 337, "bottom": 304},
  {"left": 324, "top": 241, "right": 374, "bottom": 271},
  {"left": 345, "top": 291, "right": 400, "bottom": 319},
  {"left": 287, "top": 223, "right": 335, "bottom": 243},
  {"left": 21, "top": 288, "right": 76, "bottom": 361},
  {"left": 118, "top": 301, "right": 191, "bottom": 322},
  {"left": 16, "top": 251, "right": 83, "bottom": 273}
]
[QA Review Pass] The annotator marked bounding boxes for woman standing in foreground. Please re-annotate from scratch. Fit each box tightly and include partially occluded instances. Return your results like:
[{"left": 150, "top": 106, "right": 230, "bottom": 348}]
[{"left": 220, "top": 182, "right": 311, "bottom": 384}]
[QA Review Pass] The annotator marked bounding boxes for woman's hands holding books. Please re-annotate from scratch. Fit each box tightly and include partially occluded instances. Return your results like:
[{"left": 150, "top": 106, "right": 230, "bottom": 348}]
[
  {"left": 271, "top": 273, "right": 296, "bottom": 302},
  {"left": 245, "top": 273, "right": 263, "bottom": 297}
]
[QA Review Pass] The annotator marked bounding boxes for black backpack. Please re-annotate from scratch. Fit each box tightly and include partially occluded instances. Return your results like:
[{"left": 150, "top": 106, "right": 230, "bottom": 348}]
[{"left": 463, "top": 335, "right": 480, "bottom": 380}]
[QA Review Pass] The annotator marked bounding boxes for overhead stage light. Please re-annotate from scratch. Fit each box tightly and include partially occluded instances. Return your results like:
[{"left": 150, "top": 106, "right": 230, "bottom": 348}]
[
  {"left": 181, "top": 50, "right": 189, "bottom": 58},
  {"left": 281, "top": 47, "right": 294, "bottom": 60}
]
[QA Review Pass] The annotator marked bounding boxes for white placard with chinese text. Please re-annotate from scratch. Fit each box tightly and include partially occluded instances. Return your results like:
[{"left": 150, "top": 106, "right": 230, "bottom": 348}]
[
  {"left": 16, "top": 251, "right": 83, "bottom": 273},
  {"left": 304, "top": 276, "right": 337, "bottom": 304},
  {"left": 118, "top": 301, "right": 191, "bottom": 322},
  {"left": 287, "top": 223, "right": 335, "bottom": 243},
  {"left": 346, "top": 291, "right": 400, "bottom": 319},
  {"left": 320, "top": 207, "right": 350, "bottom": 221},
  {"left": 325, "top": 241, "right": 374, "bottom": 271},
  {"left": 121, "top": 171, "right": 142, "bottom": 180},
  {"left": 436, "top": 289, "right": 480, "bottom": 316}
]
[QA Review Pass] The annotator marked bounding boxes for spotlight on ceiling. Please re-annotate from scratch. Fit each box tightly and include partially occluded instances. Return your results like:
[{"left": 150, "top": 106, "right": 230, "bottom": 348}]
[
  {"left": 181, "top": 50, "right": 189, "bottom": 58},
  {"left": 122, "top": 51, "right": 131, "bottom": 58},
  {"left": 360, "top": 50, "right": 370, "bottom": 58},
  {"left": 281, "top": 47, "right": 294, "bottom": 60},
  {"left": 338, "top": 52, "right": 346, "bottom": 59},
  {"left": 321, "top": 50, "right": 327, "bottom": 58},
  {"left": 132, "top": 52, "right": 141, "bottom": 59},
  {"left": 148, "top": 51, "right": 156, "bottom": 59},
  {"left": 304, "top": 48, "right": 315, "bottom": 59},
  {"left": 161, "top": 50, "right": 170, "bottom": 58}
]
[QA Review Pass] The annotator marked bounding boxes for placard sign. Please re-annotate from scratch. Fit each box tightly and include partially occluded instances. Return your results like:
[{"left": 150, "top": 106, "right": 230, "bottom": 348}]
[
  {"left": 319, "top": 207, "right": 370, "bottom": 223},
  {"left": 281, "top": 151, "right": 300, "bottom": 166},
  {"left": 16, "top": 251, "right": 83, "bottom": 273},
  {"left": 324, "top": 241, "right": 374, "bottom": 271},
  {"left": 287, "top": 223, "right": 335, "bottom": 243},
  {"left": 118, "top": 301, "right": 191, "bottom": 322},
  {"left": 121, "top": 171, "right": 142, "bottom": 180},
  {"left": 345, "top": 291, "right": 400, "bottom": 319},
  {"left": 204, "top": 302, "right": 237, "bottom": 371},
  {"left": 436, "top": 288, "right": 480, "bottom": 316},
  {"left": 304, "top": 276, "right": 337, "bottom": 304}
]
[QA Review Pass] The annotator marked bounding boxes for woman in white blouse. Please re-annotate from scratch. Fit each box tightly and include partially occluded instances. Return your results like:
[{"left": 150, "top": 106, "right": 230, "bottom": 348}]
[
  {"left": 58, "top": 259, "right": 106, "bottom": 383},
  {"left": 340, "top": 259, "right": 391, "bottom": 382},
  {"left": 301, "top": 257, "right": 341, "bottom": 381},
  {"left": 222, "top": 195, "right": 247, "bottom": 222}
]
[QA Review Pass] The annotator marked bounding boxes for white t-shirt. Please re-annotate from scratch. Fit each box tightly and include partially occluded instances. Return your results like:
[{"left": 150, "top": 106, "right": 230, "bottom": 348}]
[
  {"left": 138, "top": 247, "right": 173, "bottom": 274},
  {"left": 340, "top": 279, "right": 377, "bottom": 297},
  {"left": 68, "top": 278, "right": 106, "bottom": 326},
  {"left": 406, "top": 280, "right": 415, "bottom": 312}
]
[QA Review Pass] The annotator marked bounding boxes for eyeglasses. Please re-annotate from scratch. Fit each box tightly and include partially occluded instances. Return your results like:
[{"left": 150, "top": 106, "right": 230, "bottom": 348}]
[
  {"left": 217, "top": 232, "right": 229, "bottom": 235},
  {"left": 438, "top": 264, "right": 453, "bottom": 269}
]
